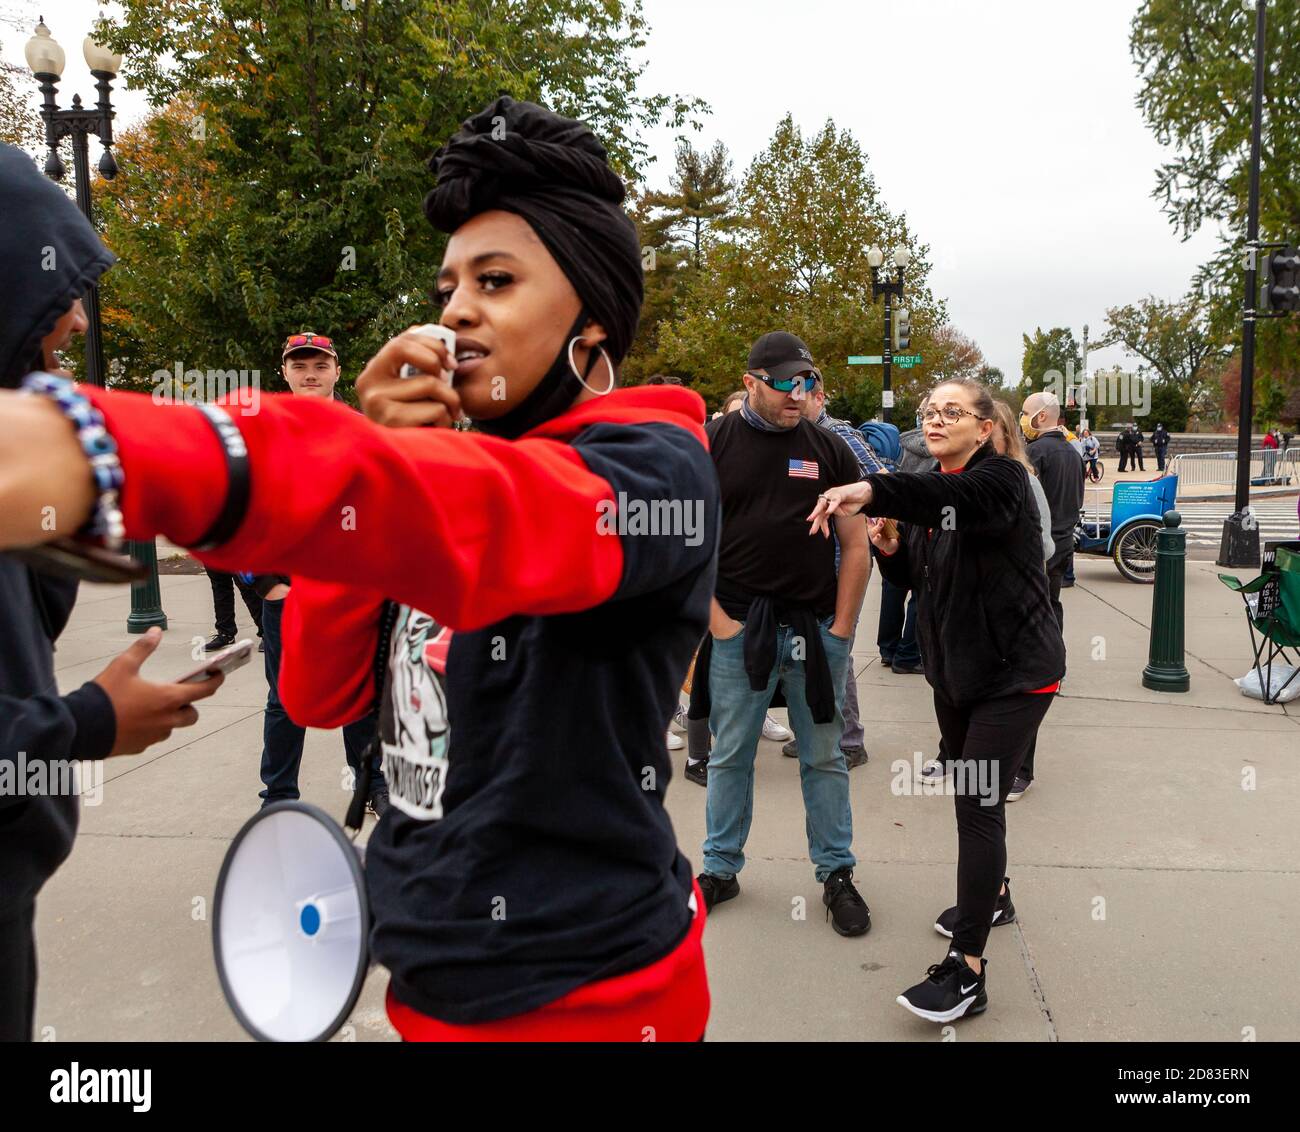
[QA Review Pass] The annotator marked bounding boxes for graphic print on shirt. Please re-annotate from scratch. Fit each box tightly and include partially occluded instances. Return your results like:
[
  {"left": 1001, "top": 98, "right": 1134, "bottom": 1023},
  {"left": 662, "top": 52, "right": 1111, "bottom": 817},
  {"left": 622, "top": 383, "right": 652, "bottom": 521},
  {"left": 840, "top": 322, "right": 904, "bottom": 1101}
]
[
  {"left": 788, "top": 458, "right": 820, "bottom": 479},
  {"left": 378, "top": 605, "right": 452, "bottom": 821}
]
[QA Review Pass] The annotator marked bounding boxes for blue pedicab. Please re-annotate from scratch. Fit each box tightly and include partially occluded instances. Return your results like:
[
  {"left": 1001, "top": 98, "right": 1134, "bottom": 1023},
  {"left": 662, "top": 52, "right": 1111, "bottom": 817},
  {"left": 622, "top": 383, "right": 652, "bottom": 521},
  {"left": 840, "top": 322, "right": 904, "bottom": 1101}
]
[{"left": 1074, "top": 474, "right": 1178, "bottom": 584}]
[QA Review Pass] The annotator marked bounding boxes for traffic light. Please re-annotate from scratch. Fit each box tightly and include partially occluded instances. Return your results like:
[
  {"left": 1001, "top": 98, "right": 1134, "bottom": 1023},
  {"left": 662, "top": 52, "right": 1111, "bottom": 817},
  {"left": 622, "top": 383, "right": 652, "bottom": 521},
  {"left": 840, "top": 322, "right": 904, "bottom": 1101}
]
[
  {"left": 893, "top": 308, "right": 911, "bottom": 352},
  {"left": 1263, "top": 245, "right": 1300, "bottom": 311}
]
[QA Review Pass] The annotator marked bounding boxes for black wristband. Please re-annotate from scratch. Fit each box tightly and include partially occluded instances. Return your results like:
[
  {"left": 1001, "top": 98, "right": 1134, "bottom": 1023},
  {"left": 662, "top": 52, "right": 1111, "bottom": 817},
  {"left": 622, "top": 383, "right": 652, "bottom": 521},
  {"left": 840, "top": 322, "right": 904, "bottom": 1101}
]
[{"left": 192, "top": 405, "right": 251, "bottom": 551}]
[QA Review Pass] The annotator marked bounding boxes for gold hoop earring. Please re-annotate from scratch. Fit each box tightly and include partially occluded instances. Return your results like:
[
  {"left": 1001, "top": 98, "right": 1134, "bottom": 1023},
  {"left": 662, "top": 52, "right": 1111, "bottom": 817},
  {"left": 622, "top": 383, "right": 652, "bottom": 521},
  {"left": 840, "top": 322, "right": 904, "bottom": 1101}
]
[{"left": 567, "top": 337, "right": 615, "bottom": 396}]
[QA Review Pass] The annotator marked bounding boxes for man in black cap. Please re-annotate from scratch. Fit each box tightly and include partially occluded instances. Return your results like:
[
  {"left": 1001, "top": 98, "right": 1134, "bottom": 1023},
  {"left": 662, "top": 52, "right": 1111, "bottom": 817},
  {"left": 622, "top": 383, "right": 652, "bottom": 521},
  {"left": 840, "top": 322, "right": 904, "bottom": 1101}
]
[{"left": 696, "top": 332, "right": 872, "bottom": 936}]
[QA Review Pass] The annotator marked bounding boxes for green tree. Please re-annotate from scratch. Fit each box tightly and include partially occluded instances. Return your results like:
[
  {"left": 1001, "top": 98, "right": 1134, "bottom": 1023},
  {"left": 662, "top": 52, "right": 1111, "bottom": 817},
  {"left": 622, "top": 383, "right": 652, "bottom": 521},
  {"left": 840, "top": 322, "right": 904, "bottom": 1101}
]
[
  {"left": 1021, "top": 327, "right": 1081, "bottom": 388},
  {"left": 93, "top": 0, "right": 704, "bottom": 390},
  {"left": 659, "top": 114, "right": 945, "bottom": 412},
  {"left": 1, "top": 62, "right": 42, "bottom": 150},
  {"left": 1146, "top": 379, "right": 1190, "bottom": 431},
  {"left": 1097, "top": 294, "right": 1221, "bottom": 417},
  {"left": 623, "top": 139, "right": 736, "bottom": 383},
  {"left": 640, "top": 139, "right": 735, "bottom": 267},
  {"left": 1131, "top": 0, "right": 1300, "bottom": 382}
]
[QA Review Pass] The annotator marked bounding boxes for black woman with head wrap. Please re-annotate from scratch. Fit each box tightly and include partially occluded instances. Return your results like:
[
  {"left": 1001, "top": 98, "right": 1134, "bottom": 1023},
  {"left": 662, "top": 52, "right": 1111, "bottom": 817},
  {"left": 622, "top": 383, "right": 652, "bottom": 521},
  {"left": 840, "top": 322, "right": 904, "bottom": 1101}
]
[{"left": 0, "top": 98, "right": 720, "bottom": 1040}]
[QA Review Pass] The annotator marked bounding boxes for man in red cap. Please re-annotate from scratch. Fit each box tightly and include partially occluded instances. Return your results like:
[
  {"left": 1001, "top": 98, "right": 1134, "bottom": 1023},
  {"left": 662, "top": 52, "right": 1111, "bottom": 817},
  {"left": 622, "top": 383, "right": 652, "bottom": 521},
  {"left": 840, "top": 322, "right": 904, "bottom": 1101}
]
[{"left": 248, "top": 333, "right": 388, "bottom": 814}]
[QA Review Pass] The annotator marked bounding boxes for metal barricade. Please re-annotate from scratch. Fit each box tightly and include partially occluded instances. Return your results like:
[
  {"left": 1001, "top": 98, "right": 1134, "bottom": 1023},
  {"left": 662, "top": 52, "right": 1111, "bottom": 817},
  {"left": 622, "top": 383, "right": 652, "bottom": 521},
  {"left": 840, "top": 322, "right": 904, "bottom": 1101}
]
[{"left": 1169, "top": 448, "right": 1298, "bottom": 489}]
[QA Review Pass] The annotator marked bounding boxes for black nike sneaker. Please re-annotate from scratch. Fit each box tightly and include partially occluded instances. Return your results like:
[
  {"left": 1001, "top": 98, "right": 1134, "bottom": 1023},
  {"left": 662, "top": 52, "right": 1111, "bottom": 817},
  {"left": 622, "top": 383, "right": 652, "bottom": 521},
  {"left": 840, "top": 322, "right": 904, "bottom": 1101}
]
[
  {"left": 822, "top": 867, "right": 871, "bottom": 936},
  {"left": 934, "top": 877, "right": 1016, "bottom": 938},
  {"left": 204, "top": 632, "right": 235, "bottom": 652},
  {"left": 684, "top": 759, "right": 708, "bottom": 787},
  {"left": 896, "top": 950, "right": 988, "bottom": 1022},
  {"left": 697, "top": 872, "right": 739, "bottom": 911}
]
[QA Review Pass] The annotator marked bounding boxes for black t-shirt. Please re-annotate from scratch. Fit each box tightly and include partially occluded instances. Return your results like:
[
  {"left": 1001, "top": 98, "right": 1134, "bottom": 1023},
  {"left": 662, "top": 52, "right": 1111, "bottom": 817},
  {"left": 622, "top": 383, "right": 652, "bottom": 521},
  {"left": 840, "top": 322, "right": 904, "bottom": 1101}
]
[{"left": 705, "top": 412, "right": 860, "bottom": 618}]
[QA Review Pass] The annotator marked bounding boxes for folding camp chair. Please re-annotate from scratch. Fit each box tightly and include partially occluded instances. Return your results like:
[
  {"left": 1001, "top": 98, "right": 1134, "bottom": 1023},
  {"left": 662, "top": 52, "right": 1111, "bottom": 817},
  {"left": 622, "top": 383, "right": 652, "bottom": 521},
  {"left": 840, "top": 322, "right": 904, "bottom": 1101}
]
[{"left": 1218, "top": 546, "right": 1300, "bottom": 704}]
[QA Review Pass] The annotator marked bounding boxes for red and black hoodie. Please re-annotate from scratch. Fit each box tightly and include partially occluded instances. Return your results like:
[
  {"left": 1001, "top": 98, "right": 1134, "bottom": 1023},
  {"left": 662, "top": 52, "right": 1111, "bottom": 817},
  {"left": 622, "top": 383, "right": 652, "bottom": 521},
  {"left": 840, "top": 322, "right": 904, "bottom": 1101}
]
[{"left": 82, "top": 384, "right": 719, "bottom": 1034}]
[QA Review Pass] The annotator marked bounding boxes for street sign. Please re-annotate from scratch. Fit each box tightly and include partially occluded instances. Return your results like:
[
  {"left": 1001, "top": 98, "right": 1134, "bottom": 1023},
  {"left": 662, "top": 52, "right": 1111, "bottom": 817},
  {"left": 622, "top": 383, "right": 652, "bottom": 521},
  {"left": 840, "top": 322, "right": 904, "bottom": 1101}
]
[{"left": 847, "top": 354, "right": 922, "bottom": 367}]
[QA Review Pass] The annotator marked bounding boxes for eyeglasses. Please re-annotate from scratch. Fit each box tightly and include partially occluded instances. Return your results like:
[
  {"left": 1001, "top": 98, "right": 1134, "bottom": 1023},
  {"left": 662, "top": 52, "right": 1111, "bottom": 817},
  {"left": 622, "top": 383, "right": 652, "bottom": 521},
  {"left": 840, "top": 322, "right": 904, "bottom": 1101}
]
[
  {"left": 921, "top": 405, "right": 987, "bottom": 424},
  {"left": 748, "top": 372, "right": 818, "bottom": 394},
  {"left": 283, "top": 333, "right": 333, "bottom": 350}
]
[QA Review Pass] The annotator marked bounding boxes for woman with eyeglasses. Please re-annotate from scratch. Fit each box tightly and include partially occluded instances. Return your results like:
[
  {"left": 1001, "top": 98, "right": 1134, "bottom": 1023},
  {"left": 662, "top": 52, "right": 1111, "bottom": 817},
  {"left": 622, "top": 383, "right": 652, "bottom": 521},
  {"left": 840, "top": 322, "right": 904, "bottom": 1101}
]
[
  {"left": 0, "top": 97, "right": 718, "bottom": 1041},
  {"left": 809, "top": 376, "right": 1064, "bottom": 1023}
]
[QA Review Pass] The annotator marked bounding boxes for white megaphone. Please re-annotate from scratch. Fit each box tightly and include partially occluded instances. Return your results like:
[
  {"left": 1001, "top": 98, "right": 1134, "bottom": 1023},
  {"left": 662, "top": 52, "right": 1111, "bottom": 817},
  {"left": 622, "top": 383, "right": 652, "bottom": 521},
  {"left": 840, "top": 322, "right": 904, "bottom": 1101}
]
[{"left": 213, "top": 801, "right": 370, "bottom": 1042}]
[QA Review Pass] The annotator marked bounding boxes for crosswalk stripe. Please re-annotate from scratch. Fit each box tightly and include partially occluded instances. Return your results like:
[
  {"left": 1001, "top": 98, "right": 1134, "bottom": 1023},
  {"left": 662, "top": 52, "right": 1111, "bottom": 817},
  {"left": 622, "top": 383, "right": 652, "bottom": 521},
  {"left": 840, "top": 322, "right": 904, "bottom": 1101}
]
[{"left": 1083, "top": 500, "right": 1298, "bottom": 543}]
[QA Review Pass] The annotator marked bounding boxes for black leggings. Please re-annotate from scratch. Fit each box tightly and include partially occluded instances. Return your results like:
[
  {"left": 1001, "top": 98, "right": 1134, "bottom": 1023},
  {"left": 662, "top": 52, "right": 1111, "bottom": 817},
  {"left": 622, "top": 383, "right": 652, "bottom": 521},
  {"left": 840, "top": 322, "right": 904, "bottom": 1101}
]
[{"left": 932, "top": 689, "right": 1055, "bottom": 957}]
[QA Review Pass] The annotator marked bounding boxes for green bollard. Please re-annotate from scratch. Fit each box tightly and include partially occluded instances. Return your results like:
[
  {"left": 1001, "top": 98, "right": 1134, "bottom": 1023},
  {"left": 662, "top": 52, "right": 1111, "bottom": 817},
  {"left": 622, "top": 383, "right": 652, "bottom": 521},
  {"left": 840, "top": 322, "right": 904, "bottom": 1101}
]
[
  {"left": 125, "top": 537, "right": 169, "bottom": 633},
  {"left": 1142, "top": 510, "right": 1190, "bottom": 693}
]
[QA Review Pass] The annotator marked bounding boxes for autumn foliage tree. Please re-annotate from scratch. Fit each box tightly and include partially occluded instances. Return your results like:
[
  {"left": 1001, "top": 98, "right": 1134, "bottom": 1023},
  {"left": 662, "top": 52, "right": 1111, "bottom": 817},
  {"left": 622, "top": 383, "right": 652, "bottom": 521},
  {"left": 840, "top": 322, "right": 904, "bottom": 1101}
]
[
  {"left": 658, "top": 114, "right": 945, "bottom": 415},
  {"left": 92, "top": 0, "right": 703, "bottom": 392}
]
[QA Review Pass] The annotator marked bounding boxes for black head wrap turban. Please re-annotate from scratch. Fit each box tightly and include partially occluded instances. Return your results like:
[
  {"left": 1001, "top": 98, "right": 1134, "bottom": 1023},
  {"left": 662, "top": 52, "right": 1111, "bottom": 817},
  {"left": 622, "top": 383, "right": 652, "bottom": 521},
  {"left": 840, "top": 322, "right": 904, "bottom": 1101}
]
[{"left": 423, "top": 98, "right": 644, "bottom": 438}]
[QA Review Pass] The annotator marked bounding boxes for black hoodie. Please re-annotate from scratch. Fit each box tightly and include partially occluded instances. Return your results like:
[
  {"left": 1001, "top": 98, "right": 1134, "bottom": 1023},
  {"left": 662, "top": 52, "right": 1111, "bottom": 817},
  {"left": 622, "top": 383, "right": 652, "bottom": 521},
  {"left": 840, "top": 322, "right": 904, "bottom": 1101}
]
[{"left": 0, "top": 143, "right": 118, "bottom": 911}]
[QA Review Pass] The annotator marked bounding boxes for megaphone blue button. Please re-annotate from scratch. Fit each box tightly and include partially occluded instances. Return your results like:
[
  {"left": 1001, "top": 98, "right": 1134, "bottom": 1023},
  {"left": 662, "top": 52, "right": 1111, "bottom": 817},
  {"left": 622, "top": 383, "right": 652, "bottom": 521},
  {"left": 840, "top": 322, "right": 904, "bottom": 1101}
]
[{"left": 300, "top": 903, "right": 322, "bottom": 937}]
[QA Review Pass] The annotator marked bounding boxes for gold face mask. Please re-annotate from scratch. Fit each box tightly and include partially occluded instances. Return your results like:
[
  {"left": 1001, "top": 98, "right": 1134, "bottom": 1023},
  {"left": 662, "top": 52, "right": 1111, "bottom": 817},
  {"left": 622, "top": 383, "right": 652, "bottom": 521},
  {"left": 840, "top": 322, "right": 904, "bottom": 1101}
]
[{"left": 1020, "top": 412, "right": 1041, "bottom": 441}]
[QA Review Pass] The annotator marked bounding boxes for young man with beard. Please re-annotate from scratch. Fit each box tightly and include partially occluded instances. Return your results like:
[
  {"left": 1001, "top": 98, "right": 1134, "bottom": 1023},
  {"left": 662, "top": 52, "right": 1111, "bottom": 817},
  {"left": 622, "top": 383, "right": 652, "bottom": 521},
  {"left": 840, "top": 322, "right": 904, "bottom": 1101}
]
[
  {"left": 777, "top": 372, "right": 883, "bottom": 768},
  {"left": 695, "top": 332, "right": 872, "bottom": 936}
]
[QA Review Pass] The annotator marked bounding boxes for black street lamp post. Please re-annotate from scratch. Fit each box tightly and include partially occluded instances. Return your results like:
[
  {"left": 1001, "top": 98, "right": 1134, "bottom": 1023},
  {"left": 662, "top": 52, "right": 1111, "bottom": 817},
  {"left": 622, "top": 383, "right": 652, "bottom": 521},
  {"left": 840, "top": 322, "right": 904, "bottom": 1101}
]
[
  {"left": 1217, "top": 0, "right": 1294, "bottom": 568},
  {"left": 866, "top": 245, "right": 910, "bottom": 425},
  {"left": 24, "top": 17, "right": 167, "bottom": 631}
]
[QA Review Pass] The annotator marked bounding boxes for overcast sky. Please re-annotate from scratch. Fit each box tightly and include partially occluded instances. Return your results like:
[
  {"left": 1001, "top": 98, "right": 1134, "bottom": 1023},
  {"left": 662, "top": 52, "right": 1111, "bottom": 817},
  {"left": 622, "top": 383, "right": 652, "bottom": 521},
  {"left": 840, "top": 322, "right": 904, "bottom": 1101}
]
[{"left": 4, "top": 0, "right": 1228, "bottom": 379}]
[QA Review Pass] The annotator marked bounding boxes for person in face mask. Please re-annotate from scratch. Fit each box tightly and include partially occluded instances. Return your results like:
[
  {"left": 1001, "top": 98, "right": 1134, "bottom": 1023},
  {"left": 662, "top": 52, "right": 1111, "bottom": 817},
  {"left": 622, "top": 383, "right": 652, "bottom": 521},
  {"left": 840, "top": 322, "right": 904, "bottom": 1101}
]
[
  {"left": 0, "top": 142, "right": 222, "bottom": 1040},
  {"left": 0, "top": 100, "right": 718, "bottom": 1041},
  {"left": 1020, "top": 392, "right": 1082, "bottom": 623},
  {"left": 1010, "top": 391, "right": 1080, "bottom": 801}
]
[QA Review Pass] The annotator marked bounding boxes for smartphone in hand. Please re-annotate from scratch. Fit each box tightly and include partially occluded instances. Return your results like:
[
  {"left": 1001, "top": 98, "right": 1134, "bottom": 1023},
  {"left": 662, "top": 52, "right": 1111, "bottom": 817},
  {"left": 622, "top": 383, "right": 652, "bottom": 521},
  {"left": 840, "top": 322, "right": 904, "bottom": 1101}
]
[{"left": 175, "top": 639, "right": 255, "bottom": 684}]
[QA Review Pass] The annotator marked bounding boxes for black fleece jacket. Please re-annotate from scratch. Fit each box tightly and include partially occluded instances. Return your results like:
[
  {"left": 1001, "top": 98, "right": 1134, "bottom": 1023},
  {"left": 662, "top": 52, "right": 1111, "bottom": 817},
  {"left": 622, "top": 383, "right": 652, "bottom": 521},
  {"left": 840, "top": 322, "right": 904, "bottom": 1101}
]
[
  {"left": 0, "top": 142, "right": 119, "bottom": 910},
  {"left": 865, "top": 443, "right": 1066, "bottom": 707}
]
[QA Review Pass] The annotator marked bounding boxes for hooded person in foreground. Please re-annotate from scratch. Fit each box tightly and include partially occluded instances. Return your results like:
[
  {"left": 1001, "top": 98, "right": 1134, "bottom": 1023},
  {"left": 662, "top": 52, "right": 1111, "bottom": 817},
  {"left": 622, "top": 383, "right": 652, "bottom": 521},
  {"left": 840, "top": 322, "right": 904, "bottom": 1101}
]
[
  {"left": 0, "top": 144, "right": 222, "bottom": 1040},
  {"left": 0, "top": 100, "right": 719, "bottom": 1040}
]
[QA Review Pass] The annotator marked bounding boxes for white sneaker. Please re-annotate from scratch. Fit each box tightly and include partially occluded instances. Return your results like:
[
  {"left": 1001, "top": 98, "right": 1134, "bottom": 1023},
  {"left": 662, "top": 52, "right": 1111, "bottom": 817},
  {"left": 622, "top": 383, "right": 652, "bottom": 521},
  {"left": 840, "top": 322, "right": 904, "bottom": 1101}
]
[
  {"left": 671, "top": 703, "right": 688, "bottom": 733},
  {"left": 666, "top": 730, "right": 684, "bottom": 751},
  {"left": 762, "top": 713, "right": 792, "bottom": 742}
]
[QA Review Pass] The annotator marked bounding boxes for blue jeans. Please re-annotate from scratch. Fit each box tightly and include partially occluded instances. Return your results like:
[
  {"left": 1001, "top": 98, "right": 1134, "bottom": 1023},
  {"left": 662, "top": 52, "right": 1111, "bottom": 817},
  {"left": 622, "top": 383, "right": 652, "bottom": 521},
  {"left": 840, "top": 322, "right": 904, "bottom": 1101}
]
[
  {"left": 877, "top": 576, "right": 920, "bottom": 666},
  {"left": 703, "top": 621, "right": 855, "bottom": 882},
  {"left": 259, "top": 597, "right": 383, "bottom": 805}
]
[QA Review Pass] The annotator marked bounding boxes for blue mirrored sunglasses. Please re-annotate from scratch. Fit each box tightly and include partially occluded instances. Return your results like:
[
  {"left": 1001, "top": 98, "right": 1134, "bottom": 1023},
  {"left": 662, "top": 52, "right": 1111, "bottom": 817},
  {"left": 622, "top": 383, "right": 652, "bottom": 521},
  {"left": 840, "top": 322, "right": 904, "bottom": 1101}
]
[{"left": 748, "top": 372, "right": 817, "bottom": 394}]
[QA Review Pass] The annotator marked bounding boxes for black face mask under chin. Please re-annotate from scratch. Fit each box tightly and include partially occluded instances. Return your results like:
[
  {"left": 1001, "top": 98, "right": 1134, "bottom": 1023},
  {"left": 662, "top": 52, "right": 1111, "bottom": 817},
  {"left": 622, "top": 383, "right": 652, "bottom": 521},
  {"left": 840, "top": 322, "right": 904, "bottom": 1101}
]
[{"left": 471, "top": 310, "right": 599, "bottom": 440}]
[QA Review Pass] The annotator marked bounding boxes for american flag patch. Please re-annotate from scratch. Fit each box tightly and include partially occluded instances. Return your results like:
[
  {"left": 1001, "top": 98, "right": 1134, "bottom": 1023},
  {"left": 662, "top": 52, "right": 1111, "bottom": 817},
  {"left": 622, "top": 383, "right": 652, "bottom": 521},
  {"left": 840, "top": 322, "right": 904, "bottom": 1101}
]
[{"left": 788, "top": 459, "right": 820, "bottom": 479}]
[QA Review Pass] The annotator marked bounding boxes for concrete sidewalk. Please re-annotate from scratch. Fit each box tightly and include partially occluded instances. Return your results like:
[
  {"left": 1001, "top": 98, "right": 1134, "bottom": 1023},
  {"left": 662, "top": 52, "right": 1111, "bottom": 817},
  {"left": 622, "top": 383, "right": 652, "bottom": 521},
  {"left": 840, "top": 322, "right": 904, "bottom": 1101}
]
[{"left": 29, "top": 558, "right": 1300, "bottom": 1041}]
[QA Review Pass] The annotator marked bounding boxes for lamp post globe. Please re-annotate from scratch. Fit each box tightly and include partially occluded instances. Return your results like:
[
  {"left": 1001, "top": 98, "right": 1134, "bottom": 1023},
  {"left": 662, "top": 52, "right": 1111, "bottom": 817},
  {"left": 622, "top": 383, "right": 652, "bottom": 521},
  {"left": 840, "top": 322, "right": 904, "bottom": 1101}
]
[{"left": 24, "top": 18, "right": 66, "bottom": 77}]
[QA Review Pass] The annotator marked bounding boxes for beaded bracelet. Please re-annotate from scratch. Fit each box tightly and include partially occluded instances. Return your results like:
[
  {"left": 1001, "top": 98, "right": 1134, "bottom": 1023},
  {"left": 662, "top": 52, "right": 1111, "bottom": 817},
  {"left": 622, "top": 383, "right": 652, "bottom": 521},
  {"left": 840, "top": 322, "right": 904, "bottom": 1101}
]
[{"left": 20, "top": 372, "right": 126, "bottom": 551}]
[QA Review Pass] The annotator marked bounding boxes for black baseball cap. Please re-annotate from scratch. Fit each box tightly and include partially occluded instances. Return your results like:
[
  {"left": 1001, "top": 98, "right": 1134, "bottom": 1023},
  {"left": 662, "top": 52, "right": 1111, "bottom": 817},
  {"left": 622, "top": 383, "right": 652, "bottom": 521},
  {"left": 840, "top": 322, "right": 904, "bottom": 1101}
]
[{"left": 747, "top": 331, "right": 815, "bottom": 381}]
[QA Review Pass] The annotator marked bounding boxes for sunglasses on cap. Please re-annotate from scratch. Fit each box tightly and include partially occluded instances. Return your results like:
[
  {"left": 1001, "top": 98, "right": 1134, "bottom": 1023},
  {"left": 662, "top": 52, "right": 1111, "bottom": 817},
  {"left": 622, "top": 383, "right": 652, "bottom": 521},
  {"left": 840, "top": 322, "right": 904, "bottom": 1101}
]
[
  {"left": 283, "top": 333, "right": 334, "bottom": 351},
  {"left": 747, "top": 371, "right": 818, "bottom": 394}
]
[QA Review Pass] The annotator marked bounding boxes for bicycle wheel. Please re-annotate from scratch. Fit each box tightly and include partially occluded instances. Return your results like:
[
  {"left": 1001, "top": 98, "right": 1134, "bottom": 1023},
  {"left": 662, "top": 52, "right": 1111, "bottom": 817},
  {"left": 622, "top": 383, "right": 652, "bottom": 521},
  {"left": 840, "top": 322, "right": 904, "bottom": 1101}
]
[
  {"left": 1112, "top": 520, "right": 1160, "bottom": 583},
  {"left": 1094, "top": 460, "right": 1105, "bottom": 482}
]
